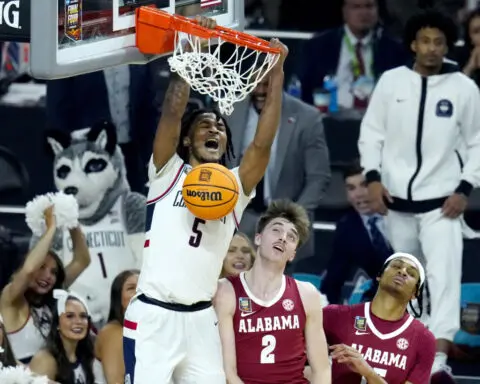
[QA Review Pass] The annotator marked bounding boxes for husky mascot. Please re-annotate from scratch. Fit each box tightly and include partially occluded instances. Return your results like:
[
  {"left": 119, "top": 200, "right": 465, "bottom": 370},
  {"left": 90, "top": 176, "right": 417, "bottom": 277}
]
[{"left": 44, "top": 121, "right": 145, "bottom": 327}]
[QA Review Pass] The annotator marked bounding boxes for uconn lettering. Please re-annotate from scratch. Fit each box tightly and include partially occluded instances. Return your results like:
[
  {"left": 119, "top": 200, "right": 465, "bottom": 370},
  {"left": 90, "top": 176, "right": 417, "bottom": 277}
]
[
  {"left": 67, "top": 230, "right": 126, "bottom": 251},
  {"left": 352, "top": 343, "right": 407, "bottom": 370},
  {"left": 238, "top": 315, "right": 300, "bottom": 333}
]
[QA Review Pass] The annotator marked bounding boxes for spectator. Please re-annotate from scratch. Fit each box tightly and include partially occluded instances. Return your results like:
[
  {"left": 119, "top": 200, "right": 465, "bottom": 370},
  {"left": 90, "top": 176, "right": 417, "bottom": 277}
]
[
  {"left": 46, "top": 64, "right": 160, "bottom": 194},
  {"left": 29, "top": 291, "right": 99, "bottom": 383},
  {"left": 220, "top": 233, "right": 255, "bottom": 278},
  {"left": 95, "top": 269, "right": 139, "bottom": 384},
  {"left": 0, "top": 206, "right": 90, "bottom": 364},
  {"left": 358, "top": 10, "right": 480, "bottom": 378},
  {"left": 321, "top": 163, "right": 392, "bottom": 304},
  {"left": 300, "top": 0, "right": 408, "bottom": 109},
  {"left": 225, "top": 70, "right": 330, "bottom": 269},
  {"left": 454, "top": 8, "right": 480, "bottom": 86}
]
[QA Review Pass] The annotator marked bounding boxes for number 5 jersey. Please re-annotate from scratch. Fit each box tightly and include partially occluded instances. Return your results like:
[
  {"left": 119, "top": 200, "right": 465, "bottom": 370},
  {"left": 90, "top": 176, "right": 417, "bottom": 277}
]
[
  {"left": 228, "top": 272, "right": 308, "bottom": 384},
  {"left": 139, "top": 154, "right": 253, "bottom": 305}
]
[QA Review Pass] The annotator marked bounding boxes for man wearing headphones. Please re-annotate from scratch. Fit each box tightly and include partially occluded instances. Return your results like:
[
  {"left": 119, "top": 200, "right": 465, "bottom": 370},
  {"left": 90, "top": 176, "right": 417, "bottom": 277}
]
[{"left": 316, "top": 253, "right": 436, "bottom": 384}]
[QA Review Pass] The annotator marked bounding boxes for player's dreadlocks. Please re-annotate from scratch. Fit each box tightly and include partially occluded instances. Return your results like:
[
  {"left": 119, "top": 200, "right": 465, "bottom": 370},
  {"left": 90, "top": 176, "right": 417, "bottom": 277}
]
[
  {"left": 176, "top": 108, "right": 235, "bottom": 166},
  {"left": 403, "top": 9, "right": 458, "bottom": 52}
]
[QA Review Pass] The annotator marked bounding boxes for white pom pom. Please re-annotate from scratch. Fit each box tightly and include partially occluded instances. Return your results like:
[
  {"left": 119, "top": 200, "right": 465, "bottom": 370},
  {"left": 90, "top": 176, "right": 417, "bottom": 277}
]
[
  {"left": 0, "top": 364, "right": 48, "bottom": 384},
  {"left": 51, "top": 192, "right": 79, "bottom": 231},
  {"left": 25, "top": 192, "right": 79, "bottom": 236}
]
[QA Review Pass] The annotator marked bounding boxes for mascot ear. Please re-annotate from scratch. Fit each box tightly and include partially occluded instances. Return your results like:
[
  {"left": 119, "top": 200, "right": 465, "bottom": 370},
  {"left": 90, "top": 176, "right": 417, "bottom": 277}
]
[
  {"left": 44, "top": 129, "right": 71, "bottom": 157},
  {"left": 87, "top": 120, "right": 117, "bottom": 155}
]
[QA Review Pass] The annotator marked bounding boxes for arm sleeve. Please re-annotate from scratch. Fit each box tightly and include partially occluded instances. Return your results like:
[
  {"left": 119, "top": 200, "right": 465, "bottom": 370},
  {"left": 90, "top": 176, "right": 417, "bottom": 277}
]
[
  {"left": 406, "top": 327, "right": 436, "bottom": 384},
  {"left": 358, "top": 73, "right": 389, "bottom": 182},
  {"left": 230, "top": 167, "right": 256, "bottom": 223},
  {"left": 457, "top": 80, "right": 480, "bottom": 194}
]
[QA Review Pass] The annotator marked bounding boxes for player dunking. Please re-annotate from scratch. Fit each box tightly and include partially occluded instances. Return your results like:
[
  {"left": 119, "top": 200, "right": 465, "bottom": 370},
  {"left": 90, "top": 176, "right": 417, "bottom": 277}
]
[
  {"left": 122, "top": 16, "right": 288, "bottom": 384},
  {"left": 215, "top": 200, "right": 331, "bottom": 384},
  {"left": 314, "top": 253, "right": 436, "bottom": 384}
]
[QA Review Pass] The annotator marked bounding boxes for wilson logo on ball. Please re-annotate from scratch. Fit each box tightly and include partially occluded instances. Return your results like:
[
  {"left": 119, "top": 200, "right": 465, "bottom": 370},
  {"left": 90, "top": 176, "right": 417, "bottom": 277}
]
[{"left": 185, "top": 190, "right": 223, "bottom": 201}]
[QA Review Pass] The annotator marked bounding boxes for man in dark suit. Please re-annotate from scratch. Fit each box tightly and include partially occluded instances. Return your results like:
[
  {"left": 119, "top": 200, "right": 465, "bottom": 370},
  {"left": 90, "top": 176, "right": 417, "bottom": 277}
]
[
  {"left": 300, "top": 0, "right": 409, "bottom": 107},
  {"left": 46, "top": 63, "right": 160, "bottom": 194},
  {"left": 225, "top": 75, "right": 331, "bottom": 268},
  {"left": 321, "top": 163, "right": 393, "bottom": 304}
]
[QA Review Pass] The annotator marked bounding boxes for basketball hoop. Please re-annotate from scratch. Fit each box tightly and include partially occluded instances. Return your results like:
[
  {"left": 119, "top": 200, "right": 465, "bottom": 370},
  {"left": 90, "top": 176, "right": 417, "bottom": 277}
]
[{"left": 136, "top": 7, "right": 281, "bottom": 115}]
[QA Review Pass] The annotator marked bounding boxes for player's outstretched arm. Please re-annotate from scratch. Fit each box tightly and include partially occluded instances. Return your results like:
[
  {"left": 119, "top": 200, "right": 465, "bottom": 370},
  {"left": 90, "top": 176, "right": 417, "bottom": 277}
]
[
  {"left": 152, "top": 16, "right": 217, "bottom": 171},
  {"left": 213, "top": 279, "right": 244, "bottom": 384},
  {"left": 299, "top": 281, "right": 331, "bottom": 384},
  {"left": 238, "top": 40, "right": 288, "bottom": 195}
]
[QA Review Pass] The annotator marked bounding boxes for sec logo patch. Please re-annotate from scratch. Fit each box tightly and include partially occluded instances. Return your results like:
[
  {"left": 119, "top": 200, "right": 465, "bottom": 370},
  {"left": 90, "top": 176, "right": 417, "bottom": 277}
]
[{"left": 396, "top": 338, "right": 409, "bottom": 350}]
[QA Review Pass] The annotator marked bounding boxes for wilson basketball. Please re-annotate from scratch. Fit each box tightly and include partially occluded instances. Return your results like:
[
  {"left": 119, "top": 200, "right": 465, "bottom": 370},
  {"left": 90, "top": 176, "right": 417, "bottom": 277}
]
[{"left": 182, "top": 163, "right": 239, "bottom": 221}]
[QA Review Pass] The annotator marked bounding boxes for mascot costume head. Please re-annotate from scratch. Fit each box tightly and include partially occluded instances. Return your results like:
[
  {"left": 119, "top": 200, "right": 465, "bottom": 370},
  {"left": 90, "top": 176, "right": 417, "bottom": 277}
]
[{"left": 40, "top": 121, "right": 146, "bottom": 327}]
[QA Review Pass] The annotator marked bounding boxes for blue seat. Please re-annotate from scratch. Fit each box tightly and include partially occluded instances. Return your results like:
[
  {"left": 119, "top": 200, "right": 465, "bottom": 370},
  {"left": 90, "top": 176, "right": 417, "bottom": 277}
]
[
  {"left": 349, "top": 280, "right": 373, "bottom": 305},
  {"left": 454, "top": 283, "right": 480, "bottom": 347},
  {"left": 293, "top": 273, "right": 322, "bottom": 290}
]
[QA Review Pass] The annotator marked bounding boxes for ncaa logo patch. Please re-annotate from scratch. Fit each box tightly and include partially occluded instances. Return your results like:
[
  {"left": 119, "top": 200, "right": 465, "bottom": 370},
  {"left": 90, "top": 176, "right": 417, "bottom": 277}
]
[
  {"left": 436, "top": 99, "right": 453, "bottom": 118},
  {"left": 396, "top": 338, "right": 409, "bottom": 350},
  {"left": 239, "top": 297, "right": 252, "bottom": 313},
  {"left": 282, "top": 299, "right": 295, "bottom": 311},
  {"left": 354, "top": 316, "right": 367, "bottom": 331}
]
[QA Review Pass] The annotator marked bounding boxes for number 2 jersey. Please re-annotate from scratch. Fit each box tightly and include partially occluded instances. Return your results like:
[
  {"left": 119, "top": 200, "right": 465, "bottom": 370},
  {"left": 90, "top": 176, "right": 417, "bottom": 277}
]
[
  {"left": 138, "top": 154, "right": 254, "bottom": 305},
  {"left": 228, "top": 272, "right": 308, "bottom": 384},
  {"left": 323, "top": 303, "right": 436, "bottom": 384}
]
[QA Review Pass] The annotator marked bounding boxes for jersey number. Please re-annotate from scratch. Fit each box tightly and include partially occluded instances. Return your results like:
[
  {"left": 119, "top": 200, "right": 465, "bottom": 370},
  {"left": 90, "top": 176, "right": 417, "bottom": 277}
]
[
  {"left": 189, "top": 218, "right": 206, "bottom": 248},
  {"left": 361, "top": 367, "right": 387, "bottom": 383},
  {"left": 260, "top": 335, "right": 276, "bottom": 364},
  {"left": 97, "top": 253, "right": 107, "bottom": 278}
]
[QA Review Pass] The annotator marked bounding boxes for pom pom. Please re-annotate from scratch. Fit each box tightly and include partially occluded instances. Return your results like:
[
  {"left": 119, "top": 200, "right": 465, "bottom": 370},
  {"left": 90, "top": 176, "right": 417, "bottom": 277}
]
[
  {"left": 25, "top": 192, "right": 79, "bottom": 236},
  {"left": 0, "top": 363, "right": 49, "bottom": 384}
]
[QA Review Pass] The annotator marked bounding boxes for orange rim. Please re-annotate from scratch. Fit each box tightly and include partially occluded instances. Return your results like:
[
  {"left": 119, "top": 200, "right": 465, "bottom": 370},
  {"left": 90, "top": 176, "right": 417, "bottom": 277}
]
[{"left": 135, "top": 7, "right": 281, "bottom": 55}]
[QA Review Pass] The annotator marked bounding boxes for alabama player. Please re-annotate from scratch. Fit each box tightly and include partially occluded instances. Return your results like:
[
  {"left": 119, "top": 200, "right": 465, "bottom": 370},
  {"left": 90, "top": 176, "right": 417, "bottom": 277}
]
[
  {"left": 122, "top": 16, "right": 289, "bottom": 384},
  {"left": 214, "top": 200, "right": 331, "bottom": 384},
  {"left": 319, "top": 253, "right": 436, "bottom": 384}
]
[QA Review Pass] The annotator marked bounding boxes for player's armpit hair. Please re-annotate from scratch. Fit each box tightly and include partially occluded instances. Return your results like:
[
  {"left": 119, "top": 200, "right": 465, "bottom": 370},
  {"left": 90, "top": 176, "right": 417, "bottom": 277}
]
[
  {"left": 122, "top": 192, "right": 147, "bottom": 234},
  {"left": 256, "top": 199, "right": 310, "bottom": 248}
]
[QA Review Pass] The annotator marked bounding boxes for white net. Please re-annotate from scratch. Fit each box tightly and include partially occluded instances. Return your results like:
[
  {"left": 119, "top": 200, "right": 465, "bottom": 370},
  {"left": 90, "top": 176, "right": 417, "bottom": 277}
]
[{"left": 167, "top": 31, "right": 280, "bottom": 116}]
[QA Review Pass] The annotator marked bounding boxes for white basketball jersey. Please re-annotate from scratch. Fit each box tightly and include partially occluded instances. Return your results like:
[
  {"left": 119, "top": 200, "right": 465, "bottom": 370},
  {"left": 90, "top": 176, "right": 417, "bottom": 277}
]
[
  {"left": 61, "top": 195, "right": 137, "bottom": 323},
  {"left": 138, "top": 154, "right": 254, "bottom": 305}
]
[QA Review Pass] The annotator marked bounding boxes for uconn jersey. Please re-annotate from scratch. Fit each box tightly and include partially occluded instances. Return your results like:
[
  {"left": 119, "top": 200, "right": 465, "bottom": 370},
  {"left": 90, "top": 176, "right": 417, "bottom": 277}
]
[
  {"left": 61, "top": 195, "right": 137, "bottom": 324},
  {"left": 139, "top": 154, "right": 254, "bottom": 305}
]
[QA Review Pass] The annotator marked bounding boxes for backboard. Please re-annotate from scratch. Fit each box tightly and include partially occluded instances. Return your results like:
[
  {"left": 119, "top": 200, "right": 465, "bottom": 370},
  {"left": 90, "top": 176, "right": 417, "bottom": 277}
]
[{"left": 29, "top": 0, "right": 244, "bottom": 80}]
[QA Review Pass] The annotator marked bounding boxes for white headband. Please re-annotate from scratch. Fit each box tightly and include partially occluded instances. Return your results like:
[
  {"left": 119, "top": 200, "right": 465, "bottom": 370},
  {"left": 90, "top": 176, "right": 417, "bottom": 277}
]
[
  {"left": 384, "top": 252, "right": 426, "bottom": 286},
  {"left": 53, "top": 289, "right": 90, "bottom": 317}
]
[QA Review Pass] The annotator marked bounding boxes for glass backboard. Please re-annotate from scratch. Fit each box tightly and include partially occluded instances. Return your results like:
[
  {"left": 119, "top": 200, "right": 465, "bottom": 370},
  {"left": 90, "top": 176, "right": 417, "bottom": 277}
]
[{"left": 30, "top": 0, "right": 244, "bottom": 80}]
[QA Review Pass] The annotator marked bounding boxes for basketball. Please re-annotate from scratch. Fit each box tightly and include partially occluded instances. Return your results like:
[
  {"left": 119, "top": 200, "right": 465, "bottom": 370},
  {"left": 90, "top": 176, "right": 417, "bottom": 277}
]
[{"left": 182, "top": 163, "right": 239, "bottom": 221}]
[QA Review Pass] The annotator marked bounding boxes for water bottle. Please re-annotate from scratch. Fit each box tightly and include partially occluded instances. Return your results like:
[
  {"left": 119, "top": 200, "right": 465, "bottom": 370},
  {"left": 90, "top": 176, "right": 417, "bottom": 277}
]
[
  {"left": 323, "top": 75, "right": 338, "bottom": 114},
  {"left": 287, "top": 75, "right": 302, "bottom": 99}
]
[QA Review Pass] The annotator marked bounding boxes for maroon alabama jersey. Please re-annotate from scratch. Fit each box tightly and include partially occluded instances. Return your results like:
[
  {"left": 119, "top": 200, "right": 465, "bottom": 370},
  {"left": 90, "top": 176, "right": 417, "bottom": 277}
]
[
  {"left": 228, "top": 272, "right": 308, "bottom": 384},
  {"left": 323, "top": 303, "right": 436, "bottom": 384}
]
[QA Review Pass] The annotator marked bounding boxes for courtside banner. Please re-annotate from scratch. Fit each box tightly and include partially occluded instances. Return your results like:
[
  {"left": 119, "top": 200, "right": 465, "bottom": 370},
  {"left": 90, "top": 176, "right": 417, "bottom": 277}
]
[{"left": 0, "top": 0, "right": 30, "bottom": 42}]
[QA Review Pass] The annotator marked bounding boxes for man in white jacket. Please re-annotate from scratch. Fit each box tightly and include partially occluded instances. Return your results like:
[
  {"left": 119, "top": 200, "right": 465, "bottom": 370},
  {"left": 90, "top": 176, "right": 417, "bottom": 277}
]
[{"left": 358, "top": 9, "right": 480, "bottom": 379}]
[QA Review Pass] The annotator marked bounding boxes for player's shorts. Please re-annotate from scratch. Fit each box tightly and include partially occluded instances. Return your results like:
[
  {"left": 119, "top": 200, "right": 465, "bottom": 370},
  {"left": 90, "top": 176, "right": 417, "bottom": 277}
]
[{"left": 123, "top": 294, "right": 225, "bottom": 384}]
